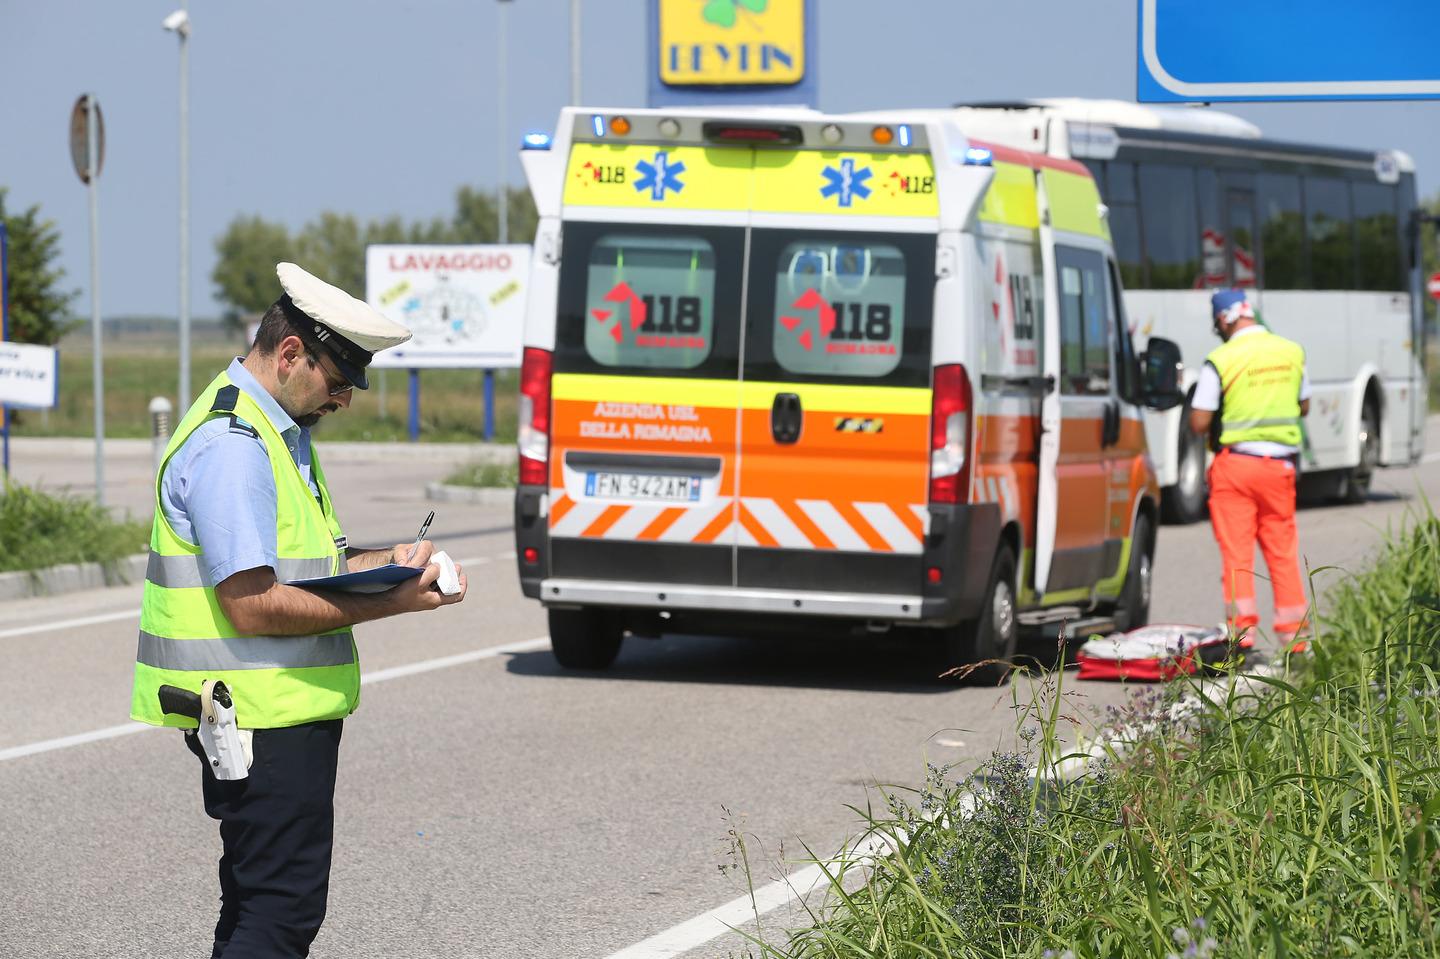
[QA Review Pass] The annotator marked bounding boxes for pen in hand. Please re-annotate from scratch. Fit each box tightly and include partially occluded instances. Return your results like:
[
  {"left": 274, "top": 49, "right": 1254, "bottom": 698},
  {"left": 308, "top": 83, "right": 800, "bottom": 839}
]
[{"left": 405, "top": 510, "right": 435, "bottom": 566}]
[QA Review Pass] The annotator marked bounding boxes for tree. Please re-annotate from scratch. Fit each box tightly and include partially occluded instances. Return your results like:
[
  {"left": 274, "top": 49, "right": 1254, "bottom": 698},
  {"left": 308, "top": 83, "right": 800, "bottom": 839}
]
[
  {"left": 212, "top": 215, "right": 294, "bottom": 321},
  {"left": 0, "top": 188, "right": 78, "bottom": 345},
  {"left": 295, "top": 212, "right": 367, "bottom": 298},
  {"left": 451, "top": 186, "right": 538, "bottom": 244}
]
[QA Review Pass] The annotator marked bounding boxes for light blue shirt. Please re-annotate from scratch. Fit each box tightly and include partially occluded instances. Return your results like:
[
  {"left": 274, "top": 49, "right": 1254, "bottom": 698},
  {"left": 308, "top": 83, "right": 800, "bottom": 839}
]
[{"left": 160, "top": 358, "right": 320, "bottom": 586}]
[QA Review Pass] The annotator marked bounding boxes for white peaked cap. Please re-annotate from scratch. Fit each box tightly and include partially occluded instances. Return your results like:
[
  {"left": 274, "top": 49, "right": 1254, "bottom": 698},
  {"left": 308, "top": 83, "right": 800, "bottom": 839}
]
[{"left": 276, "top": 262, "right": 412, "bottom": 353}]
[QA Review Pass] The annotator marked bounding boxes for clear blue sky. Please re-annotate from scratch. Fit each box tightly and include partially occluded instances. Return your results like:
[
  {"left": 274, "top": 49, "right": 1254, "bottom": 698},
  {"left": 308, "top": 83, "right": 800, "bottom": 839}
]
[{"left": 2, "top": 0, "right": 1436, "bottom": 319}]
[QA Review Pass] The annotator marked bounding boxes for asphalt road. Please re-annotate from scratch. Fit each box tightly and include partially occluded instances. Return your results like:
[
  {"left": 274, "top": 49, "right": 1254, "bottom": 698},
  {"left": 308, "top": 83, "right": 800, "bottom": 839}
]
[{"left": 4, "top": 423, "right": 1439, "bottom": 958}]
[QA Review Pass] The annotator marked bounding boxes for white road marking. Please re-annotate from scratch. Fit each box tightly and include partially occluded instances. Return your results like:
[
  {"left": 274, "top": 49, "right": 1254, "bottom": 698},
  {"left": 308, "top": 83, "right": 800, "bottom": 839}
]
[
  {"left": 0, "top": 609, "right": 140, "bottom": 640},
  {"left": 605, "top": 864, "right": 827, "bottom": 959},
  {"left": 0, "top": 634, "right": 550, "bottom": 764},
  {"left": 1421, "top": 451, "right": 1440, "bottom": 464},
  {"left": 0, "top": 555, "right": 493, "bottom": 641}
]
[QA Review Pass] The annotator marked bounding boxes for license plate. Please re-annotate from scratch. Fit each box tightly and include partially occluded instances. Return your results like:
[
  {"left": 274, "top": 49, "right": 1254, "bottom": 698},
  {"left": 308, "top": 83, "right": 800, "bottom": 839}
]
[{"left": 584, "top": 472, "right": 701, "bottom": 502}]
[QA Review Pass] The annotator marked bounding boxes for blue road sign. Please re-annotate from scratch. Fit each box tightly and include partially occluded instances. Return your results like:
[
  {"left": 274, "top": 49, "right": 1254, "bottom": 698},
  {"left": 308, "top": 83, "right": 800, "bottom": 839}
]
[{"left": 1139, "top": 0, "right": 1440, "bottom": 102}]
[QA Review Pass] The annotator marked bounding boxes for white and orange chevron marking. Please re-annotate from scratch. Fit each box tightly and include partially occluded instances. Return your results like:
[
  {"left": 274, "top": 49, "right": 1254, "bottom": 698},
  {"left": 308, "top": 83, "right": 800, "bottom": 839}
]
[{"left": 548, "top": 491, "right": 928, "bottom": 554}]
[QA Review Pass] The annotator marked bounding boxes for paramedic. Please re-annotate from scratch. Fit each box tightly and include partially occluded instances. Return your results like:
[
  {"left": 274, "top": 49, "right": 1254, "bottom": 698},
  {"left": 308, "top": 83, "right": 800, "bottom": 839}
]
[
  {"left": 129, "top": 262, "right": 469, "bottom": 957},
  {"left": 1189, "top": 289, "right": 1311, "bottom": 652}
]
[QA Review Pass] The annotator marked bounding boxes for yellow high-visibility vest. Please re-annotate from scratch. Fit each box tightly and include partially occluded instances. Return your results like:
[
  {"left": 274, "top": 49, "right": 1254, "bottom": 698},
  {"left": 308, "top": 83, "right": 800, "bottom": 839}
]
[
  {"left": 1206, "top": 330, "right": 1305, "bottom": 448},
  {"left": 130, "top": 371, "right": 359, "bottom": 729}
]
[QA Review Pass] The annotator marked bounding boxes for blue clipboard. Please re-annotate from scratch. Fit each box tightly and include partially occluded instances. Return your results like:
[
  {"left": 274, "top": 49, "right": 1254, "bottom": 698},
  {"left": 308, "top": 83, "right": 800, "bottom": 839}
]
[{"left": 290, "top": 563, "right": 424, "bottom": 594}]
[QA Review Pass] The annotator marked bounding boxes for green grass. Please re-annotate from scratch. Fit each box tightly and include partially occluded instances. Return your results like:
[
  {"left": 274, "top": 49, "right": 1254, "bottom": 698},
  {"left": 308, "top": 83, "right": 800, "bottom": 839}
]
[
  {"left": 443, "top": 460, "right": 518, "bottom": 488},
  {"left": 742, "top": 520, "right": 1440, "bottom": 958},
  {"left": 1, "top": 480, "right": 150, "bottom": 572},
  {"left": 8, "top": 338, "right": 518, "bottom": 444}
]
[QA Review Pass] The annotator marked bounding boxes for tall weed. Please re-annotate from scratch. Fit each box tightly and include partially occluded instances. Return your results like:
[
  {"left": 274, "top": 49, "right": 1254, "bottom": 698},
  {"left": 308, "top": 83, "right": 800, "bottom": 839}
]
[{"left": 748, "top": 517, "right": 1440, "bottom": 958}]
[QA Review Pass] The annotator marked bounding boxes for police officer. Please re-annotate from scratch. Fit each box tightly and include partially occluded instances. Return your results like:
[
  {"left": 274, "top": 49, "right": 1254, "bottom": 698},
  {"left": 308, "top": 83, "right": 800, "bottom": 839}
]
[
  {"left": 1189, "top": 289, "right": 1310, "bottom": 653},
  {"left": 130, "top": 263, "right": 468, "bottom": 957}
]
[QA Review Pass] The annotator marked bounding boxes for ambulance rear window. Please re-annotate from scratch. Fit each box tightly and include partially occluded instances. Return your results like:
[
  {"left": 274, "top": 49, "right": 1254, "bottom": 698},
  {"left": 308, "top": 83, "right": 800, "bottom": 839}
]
[
  {"left": 583, "top": 235, "right": 716, "bottom": 370},
  {"left": 768, "top": 241, "right": 906, "bottom": 378}
]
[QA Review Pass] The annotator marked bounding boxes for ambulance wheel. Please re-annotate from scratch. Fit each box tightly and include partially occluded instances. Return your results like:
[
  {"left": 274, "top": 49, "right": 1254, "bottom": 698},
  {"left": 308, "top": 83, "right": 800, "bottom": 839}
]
[
  {"left": 1112, "top": 514, "right": 1154, "bottom": 633},
  {"left": 1161, "top": 419, "right": 1208, "bottom": 524},
  {"left": 548, "top": 607, "right": 623, "bottom": 670},
  {"left": 948, "top": 545, "right": 1018, "bottom": 686}
]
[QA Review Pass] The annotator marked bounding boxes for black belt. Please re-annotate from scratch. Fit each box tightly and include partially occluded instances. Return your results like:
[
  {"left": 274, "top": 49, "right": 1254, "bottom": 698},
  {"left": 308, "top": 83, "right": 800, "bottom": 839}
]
[{"left": 1222, "top": 447, "right": 1298, "bottom": 464}]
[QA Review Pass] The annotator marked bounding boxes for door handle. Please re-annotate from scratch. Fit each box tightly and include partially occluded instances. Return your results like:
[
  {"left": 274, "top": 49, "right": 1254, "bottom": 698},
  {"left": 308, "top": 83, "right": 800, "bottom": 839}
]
[
  {"left": 1102, "top": 400, "right": 1121, "bottom": 448},
  {"left": 771, "top": 393, "right": 802, "bottom": 444}
]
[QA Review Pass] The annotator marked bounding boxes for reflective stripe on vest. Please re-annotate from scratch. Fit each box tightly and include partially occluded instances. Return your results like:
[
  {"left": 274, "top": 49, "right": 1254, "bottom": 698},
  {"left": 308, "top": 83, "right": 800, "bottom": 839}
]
[
  {"left": 137, "top": 631, "right": 357, "bottom": 671},
  {"left": 130, "top": 371, "right": 360, "bottom": 730},
  {"left": 145, "top": 552, "right": 338, "bottom": 589},
  {"left": 1205, "top": 330, "right": 1305, "bottom": 449}
]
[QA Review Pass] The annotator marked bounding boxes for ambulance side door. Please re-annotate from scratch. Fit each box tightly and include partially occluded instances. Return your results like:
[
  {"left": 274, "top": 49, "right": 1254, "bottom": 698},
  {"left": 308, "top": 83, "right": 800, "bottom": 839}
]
[{"left": 1036, "top": 245, "right": 1112, "bottom": 596}]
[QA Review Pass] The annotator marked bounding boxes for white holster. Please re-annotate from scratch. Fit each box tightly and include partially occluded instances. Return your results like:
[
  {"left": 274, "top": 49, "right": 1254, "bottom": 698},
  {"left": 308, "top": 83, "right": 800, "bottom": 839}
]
[{"left": 198, "top": 679, "right": 252, "bottom": 781}]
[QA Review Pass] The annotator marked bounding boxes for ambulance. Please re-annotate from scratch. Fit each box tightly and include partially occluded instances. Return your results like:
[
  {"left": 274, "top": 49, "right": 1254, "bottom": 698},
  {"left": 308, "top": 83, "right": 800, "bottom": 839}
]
[{"left": 512, "top": 107, "right": 1185, "bottom": 679}]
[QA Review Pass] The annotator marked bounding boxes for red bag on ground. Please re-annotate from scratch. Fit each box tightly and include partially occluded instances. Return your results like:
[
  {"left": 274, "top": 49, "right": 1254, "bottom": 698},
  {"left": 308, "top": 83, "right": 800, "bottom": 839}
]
[{"left": 1076, "top": 624, "right": 1230, "bottom": 681}]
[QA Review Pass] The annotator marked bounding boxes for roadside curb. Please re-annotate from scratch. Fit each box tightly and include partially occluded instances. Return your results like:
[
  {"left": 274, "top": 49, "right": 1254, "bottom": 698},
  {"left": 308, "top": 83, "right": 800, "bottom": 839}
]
[
  {"left": 0, "top": 553, "right": 148, "bottom": 602},
  {"left": 424, "top": 483, "right": 515, "bottom": 506}
]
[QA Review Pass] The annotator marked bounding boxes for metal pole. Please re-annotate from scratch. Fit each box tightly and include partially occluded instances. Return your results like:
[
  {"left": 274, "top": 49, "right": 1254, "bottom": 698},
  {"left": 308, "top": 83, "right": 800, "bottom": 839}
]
[
  {"left": 1, "top": 221, "right": 9, "bottom": 478},
  {"left": 86, "top": 94, "right": 105, "bottom": 508},
  {"left": 570, "top": 0, "right": 581, "bottom": 105},
  {"left": 497, "top": 0, "right": 510, "bottom": 245},
  {"left": 408, "top": 369, "right": 420, "bottom": 443},
  {"left": 483, "top": 369, "right": 495, "bottom": 441},
  {"left": 177, "top": 0, "right": 191, "bottom": 410}
]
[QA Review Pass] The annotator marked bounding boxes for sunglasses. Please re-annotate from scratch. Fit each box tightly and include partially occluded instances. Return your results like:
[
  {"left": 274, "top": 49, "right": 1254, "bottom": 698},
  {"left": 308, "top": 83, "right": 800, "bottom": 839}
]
[{"left": 307, "top": 351, "right": 354, "bottom": 396}]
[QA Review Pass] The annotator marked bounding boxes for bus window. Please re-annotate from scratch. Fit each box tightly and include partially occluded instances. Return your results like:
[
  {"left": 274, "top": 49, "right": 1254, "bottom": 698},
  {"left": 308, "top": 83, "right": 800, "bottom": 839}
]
[
  {"left": 1197, "top": 168, "right": 1225, "bottom": 288},
  {"left": 1353, "top": 182, "right": 1402, "bottom": 291},
  {"left": 1107, "top": 161, "right": 1138, "bottom": 203},
  {"left": 1305, "top": 177, "right": 1355, "bottom": 290},
  {"left": 1258, "top": 173, "right": 1306, "bottom": 289},
  {"left": 1138, "top": 164, "right": 1200, "bottom": 289},
  {"left": 1104, "top": 161, "right": 1144, "bottom": 289}
]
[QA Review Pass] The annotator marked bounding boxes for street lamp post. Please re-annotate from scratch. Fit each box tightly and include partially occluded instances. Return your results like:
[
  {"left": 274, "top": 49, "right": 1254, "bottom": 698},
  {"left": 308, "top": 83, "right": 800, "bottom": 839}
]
[
  {"left": 497, "top": 0, "right": 513, "bottom": 245},
  {"left": 571, "top": 0, "right": 581, "bottom": 105},
  {"left": 164, "top": 5, "right": 192, "bottom": 410}
]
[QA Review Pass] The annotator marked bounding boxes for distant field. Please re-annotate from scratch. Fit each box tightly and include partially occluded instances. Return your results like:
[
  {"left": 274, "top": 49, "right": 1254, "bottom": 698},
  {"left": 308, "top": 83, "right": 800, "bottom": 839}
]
[{"left": 8, "top": 331, "right": 518, "bottom": 443}]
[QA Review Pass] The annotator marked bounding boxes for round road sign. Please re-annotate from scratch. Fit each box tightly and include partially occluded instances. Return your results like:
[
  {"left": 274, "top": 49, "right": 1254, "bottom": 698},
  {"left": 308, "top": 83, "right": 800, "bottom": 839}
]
[
  {"left": 1428, "top": 272, "right": 1440, "bottom": 301},
  {"left": 69, "top": 94, "right": 105, "bottom": 185}
]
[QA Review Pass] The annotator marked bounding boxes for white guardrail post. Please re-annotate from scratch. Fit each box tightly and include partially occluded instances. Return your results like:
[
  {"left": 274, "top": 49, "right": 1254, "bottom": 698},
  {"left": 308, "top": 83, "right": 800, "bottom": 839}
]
[{"left": 148, "top": 396, "right": 173, "bottom": 476}]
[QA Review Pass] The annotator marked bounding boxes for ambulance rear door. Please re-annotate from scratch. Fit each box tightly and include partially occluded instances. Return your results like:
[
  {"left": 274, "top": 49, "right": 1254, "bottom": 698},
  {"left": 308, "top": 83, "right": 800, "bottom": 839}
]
[
  {"left": 735, "top": 228, "right": 935, "bottom": 604},
  {"left": 546, "top": 218, "right": 745, "bottom": 589}
]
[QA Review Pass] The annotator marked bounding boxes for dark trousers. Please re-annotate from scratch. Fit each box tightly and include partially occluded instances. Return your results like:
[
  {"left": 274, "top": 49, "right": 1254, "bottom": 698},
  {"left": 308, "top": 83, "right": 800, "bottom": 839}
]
[{"left": 185, "top": 719, "right": 344, "bottom": 959}]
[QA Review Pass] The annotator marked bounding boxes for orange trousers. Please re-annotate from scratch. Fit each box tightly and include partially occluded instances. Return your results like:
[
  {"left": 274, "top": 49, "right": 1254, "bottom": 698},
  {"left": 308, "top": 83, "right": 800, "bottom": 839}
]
[{"left": 1208, "top": 449, "right": 1309, "bottom": 639}]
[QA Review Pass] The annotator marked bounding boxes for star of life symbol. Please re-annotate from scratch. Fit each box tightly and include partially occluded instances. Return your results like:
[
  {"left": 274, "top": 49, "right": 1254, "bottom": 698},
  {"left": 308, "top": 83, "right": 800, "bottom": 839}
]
[
  {"left": 820, "top": 158, "right": 872, "bottom": 208},
  {"left": 634, "top": 151, "right": 686, "bottom": 201}
]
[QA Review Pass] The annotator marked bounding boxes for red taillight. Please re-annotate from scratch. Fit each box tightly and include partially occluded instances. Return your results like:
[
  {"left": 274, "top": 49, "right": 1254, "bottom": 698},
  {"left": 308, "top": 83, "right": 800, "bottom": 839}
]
[
  {"left": 517, "top": 347, "right": 552, "bottom": 486},
  {"left": 928, "top": 363, "right": 973, "bottom": 505},
  {"left": 523, "top": 547, "right": 539, "bottom": 565},
  {"left": 701, "top": 121, "right": 803, "bottom": 145}
]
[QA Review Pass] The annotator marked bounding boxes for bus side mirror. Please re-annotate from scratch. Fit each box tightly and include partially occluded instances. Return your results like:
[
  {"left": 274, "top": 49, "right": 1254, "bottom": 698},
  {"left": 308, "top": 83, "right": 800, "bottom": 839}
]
[{"left": 1140, "top": 336, "right": 1184, "bottom": 411}]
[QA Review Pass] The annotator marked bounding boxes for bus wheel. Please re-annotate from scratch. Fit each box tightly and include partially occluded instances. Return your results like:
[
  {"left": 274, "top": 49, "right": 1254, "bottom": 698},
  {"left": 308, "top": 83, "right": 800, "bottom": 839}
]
[
  {"left": 548, "top": 607, "right": 623, "bottom": 670},
  {"left": 1161, "top": 420, "right": 1208, "bottom": 524},
  {"left": 1112, "top": 514, "right": 1154, "bottom": 633},
  {"left": 1337, "top": 402, "right": 1379, "bottom": 505},
  {"left": 947, "top": 545, "right": 1018, "bottom": 686}
]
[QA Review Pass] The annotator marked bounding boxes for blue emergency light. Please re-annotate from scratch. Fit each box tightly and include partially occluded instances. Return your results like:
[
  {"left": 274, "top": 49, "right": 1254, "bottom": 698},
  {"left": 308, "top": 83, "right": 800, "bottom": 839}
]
[
  {"left": 898, "top": 124, "right": 912, "bottom": 147},
  {"left": 521, "top": 132, "right": 553, "bottom": 150},
  {"left": 592, "top": 115, "right": 606, "bottom": 137},
  {"left": 963, "top": 146, "right": 994, "bottom": 167}
]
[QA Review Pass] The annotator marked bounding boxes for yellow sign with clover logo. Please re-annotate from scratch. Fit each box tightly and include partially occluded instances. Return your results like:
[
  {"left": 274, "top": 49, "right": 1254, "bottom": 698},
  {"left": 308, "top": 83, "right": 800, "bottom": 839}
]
[{"left": 658, "top": 0, "right": 806, "bottom": 86}]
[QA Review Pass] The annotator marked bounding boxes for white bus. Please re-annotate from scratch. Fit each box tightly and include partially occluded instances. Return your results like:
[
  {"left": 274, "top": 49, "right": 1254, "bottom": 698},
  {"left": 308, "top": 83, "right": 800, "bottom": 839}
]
[{"left": 942, "top": 99, "right": 1428, "bottom": 522}]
